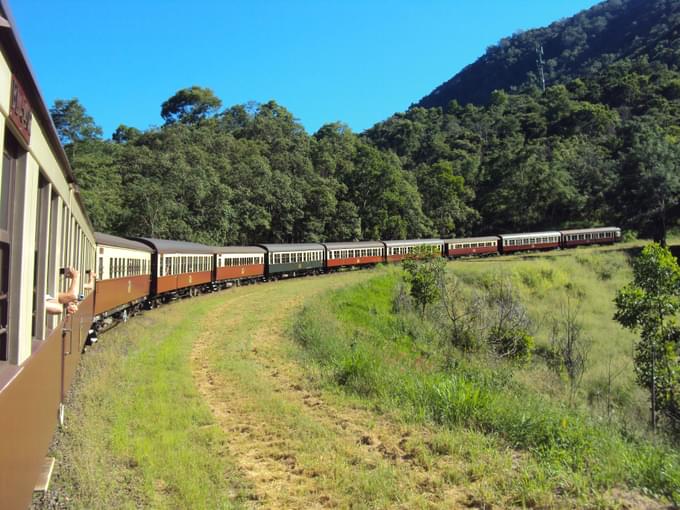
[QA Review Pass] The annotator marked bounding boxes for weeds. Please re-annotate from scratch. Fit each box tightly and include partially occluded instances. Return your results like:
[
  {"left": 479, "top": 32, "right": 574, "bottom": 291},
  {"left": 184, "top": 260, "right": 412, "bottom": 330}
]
[{"left": 293, "top": 252, "right": 680, "bottom": 506}]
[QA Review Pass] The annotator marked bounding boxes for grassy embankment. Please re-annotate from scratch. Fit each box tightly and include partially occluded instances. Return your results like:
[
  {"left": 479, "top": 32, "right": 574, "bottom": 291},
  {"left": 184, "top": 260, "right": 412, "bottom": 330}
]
[
  {"left": 34, "top": 292, "right": 249, "bottom": 509},
  {"left": 293, "top": 242, "right": 680, "bottom": 507},
  {"left": 37, "top": 270, "right": 429, "bottom": 509}
]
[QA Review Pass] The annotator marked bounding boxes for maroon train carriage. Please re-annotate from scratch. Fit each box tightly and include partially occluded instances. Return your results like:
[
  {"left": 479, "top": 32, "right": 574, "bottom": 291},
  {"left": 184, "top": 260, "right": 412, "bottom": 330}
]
[
  {"left": 93, "top": 233, "right": 153, "bottom": 317},
  {"left": 324, "top": 241, "right": 385, "bottom": 269},
  {"left": 134, "top": 238, "right": 215, "bottom": 298},
  {"left": 383, "top": 239, "right": 445, "bottom": 263},
  {"left": 445, "top": 236, "right": 499, "bottom": 258},
  {"left": 498, "top": 231, "right": 561, "bottom": 254},
  {"left": 214, "top": 246, "right": 266, "bottom": 286},
  {"left": 560, "top": 227, "right": 621, "bottom": 248}
]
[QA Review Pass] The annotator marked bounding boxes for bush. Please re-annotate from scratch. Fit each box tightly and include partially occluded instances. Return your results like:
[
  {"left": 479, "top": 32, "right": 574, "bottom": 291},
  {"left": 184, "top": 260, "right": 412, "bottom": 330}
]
[{"left": 334, "top": 344, "right": 384, "bottom": 397}]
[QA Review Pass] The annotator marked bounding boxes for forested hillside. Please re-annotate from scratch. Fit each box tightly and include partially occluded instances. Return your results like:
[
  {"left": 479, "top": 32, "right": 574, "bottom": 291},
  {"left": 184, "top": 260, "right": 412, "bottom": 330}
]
[
  {"left": 55, "top": 0, "right": 680, "bottom": 245},
  {"left": 418, "top": 0, "right": 680, "bottom": 108}
]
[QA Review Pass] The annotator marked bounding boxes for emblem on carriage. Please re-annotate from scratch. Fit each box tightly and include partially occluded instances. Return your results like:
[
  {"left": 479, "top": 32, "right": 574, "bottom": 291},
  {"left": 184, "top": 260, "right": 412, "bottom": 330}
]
[
  {"left": 241, "top": 267, "right": 245, "bottom": 275},
  {"left": 127, "top": 280, "right": 132, "bottom": 294},
  {"left": 298, "top": 263, "right": 302, "bottom": 269},
  {"left": 189, "top": 275, "right": 192, "bottom": 284}
]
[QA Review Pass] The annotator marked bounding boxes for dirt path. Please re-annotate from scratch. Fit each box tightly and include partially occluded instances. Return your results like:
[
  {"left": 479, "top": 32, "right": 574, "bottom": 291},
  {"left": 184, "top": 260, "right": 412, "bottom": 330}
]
[{"left": 191, "top": 274, "right": 470, "bottom": 509}]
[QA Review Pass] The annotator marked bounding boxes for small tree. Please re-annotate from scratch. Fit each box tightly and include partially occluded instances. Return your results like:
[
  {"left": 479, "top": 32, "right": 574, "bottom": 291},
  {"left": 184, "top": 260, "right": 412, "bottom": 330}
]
[
  {"left": 485, "top": 275, "right": 534, "bottom": 361},
  {"left": 550, "top": 295, "right": 591, "bottom": 405},
  {"left": 438, "top": 273, "right": 485, "bottom": 352},
  {"left": 614, "top": 243, "right": 680, "bottom": 432},
  {"left": 402, "top": 247, "right": 445, "bottom": 316}
]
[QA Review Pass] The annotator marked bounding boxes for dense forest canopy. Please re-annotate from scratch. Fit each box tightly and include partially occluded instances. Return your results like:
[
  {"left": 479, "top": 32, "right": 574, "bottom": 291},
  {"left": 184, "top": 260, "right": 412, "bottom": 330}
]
[
  {"left": 418, "top": 0, "right": 680, "bottom": 108},
  {"left": 55, "top": 0, "right": 680, "bottom": 245}
]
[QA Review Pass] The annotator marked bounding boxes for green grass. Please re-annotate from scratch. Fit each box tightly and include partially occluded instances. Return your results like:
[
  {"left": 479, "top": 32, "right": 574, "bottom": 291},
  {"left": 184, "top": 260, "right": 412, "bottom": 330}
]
[
  {"left": 292, "top": 246, "right": 680, "bottom": 507},
  {"left": 40, "top": 294, "right": 248, "bottom": 509}
]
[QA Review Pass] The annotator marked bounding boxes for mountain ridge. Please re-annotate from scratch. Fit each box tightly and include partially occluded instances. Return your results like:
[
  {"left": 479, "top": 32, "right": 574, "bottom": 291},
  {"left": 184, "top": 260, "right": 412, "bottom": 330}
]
[{"left": 417, "top": 0, "right": 680, "bottom": 109}]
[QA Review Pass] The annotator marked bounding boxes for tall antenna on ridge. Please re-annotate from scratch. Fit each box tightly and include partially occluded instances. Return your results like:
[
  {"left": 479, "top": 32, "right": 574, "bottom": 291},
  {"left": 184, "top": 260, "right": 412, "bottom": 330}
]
[{"left": 536, "top": 44, "right": 546, "bottom": 92}]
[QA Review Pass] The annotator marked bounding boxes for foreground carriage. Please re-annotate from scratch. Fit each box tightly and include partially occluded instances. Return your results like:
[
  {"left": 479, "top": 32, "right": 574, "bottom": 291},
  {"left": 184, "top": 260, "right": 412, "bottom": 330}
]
[{"left": 0, "top": 2, "right": 96, "bottom": 506}]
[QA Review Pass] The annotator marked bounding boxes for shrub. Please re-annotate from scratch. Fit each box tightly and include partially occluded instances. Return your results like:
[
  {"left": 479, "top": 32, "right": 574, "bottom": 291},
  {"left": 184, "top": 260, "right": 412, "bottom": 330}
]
[{"left": 334, "top": 346, "right": 383, "bottom": 397}]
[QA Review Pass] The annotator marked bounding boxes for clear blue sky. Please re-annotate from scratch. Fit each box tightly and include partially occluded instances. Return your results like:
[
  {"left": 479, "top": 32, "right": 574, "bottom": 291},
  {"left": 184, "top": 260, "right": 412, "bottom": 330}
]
[{"left": 12, "top": 0, "right": 600, "bottom": 138}]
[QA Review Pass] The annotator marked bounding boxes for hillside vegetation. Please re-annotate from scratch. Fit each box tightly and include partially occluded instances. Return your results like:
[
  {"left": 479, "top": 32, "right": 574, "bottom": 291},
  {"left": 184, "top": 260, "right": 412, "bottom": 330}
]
[
  {"left": 293, "top": 247, "right": 680, "bottom": 507},
  {"left": 417, "top": 0, "right": 680, "bottom": 108}
]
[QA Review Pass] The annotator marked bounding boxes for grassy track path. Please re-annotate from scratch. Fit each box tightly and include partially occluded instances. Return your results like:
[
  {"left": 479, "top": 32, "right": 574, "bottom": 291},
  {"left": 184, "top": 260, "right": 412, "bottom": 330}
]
[
  {"left": 33, "top": 270, "right": 475, "bottom": 509},
  {"left": 191, "top": 272, "right": 469, "bottom": 509}
]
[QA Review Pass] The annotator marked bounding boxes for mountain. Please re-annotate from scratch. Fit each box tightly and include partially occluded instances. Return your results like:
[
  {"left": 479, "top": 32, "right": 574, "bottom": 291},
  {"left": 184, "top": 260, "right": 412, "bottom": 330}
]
[{"left": 417, "top": 0, "right": 680, "bottom": 109}]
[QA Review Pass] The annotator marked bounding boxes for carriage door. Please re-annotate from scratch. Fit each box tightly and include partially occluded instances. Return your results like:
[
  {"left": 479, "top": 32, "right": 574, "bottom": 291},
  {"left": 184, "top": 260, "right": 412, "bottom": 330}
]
[{"left": 0, "top": 139, "right": 15, "bottom": 361}]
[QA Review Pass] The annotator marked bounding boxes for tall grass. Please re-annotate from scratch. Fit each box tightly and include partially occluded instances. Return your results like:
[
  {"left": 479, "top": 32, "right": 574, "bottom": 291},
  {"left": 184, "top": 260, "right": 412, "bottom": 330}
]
[
  {"left": 40, "top": 294, "right": 247, "bottom": 509},
  {"left": 292, "top": 252, "right": 680, "bottom": 505}
]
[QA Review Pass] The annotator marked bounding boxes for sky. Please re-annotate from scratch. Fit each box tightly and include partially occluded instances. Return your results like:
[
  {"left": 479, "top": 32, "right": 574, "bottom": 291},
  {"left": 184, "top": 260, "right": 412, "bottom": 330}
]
[{"left": 11, "top": 0, "right": 601, "bottom": 138}]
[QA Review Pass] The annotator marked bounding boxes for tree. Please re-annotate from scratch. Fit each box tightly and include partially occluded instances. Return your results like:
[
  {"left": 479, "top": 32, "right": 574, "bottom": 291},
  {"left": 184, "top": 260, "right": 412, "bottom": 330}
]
[
  {"left": 402, "top": 247, "right": 445, "bottom": 316},
  {"left": 550, "top": 295, "right": 591, "bottom": 405},
  {"left": 614, "top": 243, "right": 680, "bottom": 432},
  {"left": 50, "top": 98, "right": 103, "bottom": 163},
  {"left": 618, "top": 123, "right": 680, "bottom": 245},
  {"left": 484, "top": 274, "right": 534, "bottom": 361},
  {"left": 415, "top": 160, "right": 478, "bottom": 237},
  {"left": 161, "top": 86, "right": 222, "bottom": 125}
]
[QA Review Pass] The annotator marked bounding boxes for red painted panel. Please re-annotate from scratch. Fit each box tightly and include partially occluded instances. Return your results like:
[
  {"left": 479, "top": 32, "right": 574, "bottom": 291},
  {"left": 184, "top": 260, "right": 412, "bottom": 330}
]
[
  {"left": 503, "top": 241, "right": 560, "bottom": 253},
  {"left": 157, "top": 275, "right": 178, "bottom": 294},
  {"left": 177, "top": 271, "right": 211, "bottom": 290},
  {"left": 94, "top": 275, "right": 151, "bottom": 315},
  {"left": 215, "top": 264, "right": 264, "bottom": 281},
  {"left": 387, "top": 255, "right": 406, "bottom": 263},
  {"left": 448, "top": 246, "right": 497, "bottom": 257},
  {"left": 327, "top": 256, "right": 383, "bottom": 268}
]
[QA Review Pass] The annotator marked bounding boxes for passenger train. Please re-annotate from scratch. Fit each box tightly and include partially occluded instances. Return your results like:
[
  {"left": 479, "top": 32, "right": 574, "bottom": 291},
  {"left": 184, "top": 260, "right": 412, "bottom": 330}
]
[
  {"left": 0, "top": 1, "right": 621, "bottom": 507},
  {"left": 90, "top": 227, "right": 621, "bottom": 331}
]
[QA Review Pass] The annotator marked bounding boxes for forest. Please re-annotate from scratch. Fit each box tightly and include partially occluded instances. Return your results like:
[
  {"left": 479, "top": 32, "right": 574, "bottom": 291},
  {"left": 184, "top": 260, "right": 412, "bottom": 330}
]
[
  {"left": 417, "top": 0, "right": 680, "bottom": 108},
  {"left": 53, "top": 0, "right": 680, "bottom": 245}
]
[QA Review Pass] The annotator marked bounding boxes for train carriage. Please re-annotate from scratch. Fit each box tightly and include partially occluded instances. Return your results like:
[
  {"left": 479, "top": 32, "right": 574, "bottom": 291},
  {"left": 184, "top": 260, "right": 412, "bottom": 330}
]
[
  {"left": 0, "top": 2, "right": 97, "bottom": 506},
  {"left": 324, "top": 241, "right": 385, "bottom": 269},
  {"left": 214, "top": 245, "right": 266, "bottom": 285},
  {"left": 383, "top": 239, "right": 444, "bottom": 263},
  {"left": 93, "top": 233, "right": 153, "bottom": 317},
  {"left": 259, "top": 243, "right": 324, "bottom": 278},
  {"left": 445, "top": 236, "right": 499, "bottom": 258},
  {"left": 134, "top": 238, "right": 214, "bottom": 297},
  {"left": 560, "top": 227, "right": 621, "bottom": 248},
  {"left": 498, "top": 231, "right": 561, "bottom": 254}
]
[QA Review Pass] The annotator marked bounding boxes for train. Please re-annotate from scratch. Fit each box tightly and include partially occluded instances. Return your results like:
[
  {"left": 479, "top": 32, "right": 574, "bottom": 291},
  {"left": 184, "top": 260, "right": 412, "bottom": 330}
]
[
  {"left": 91, "top": 227, "right": 621, "bottom": 330},
  {"left": 0, "top": 1, "right": 621, "bottom": 507}
]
